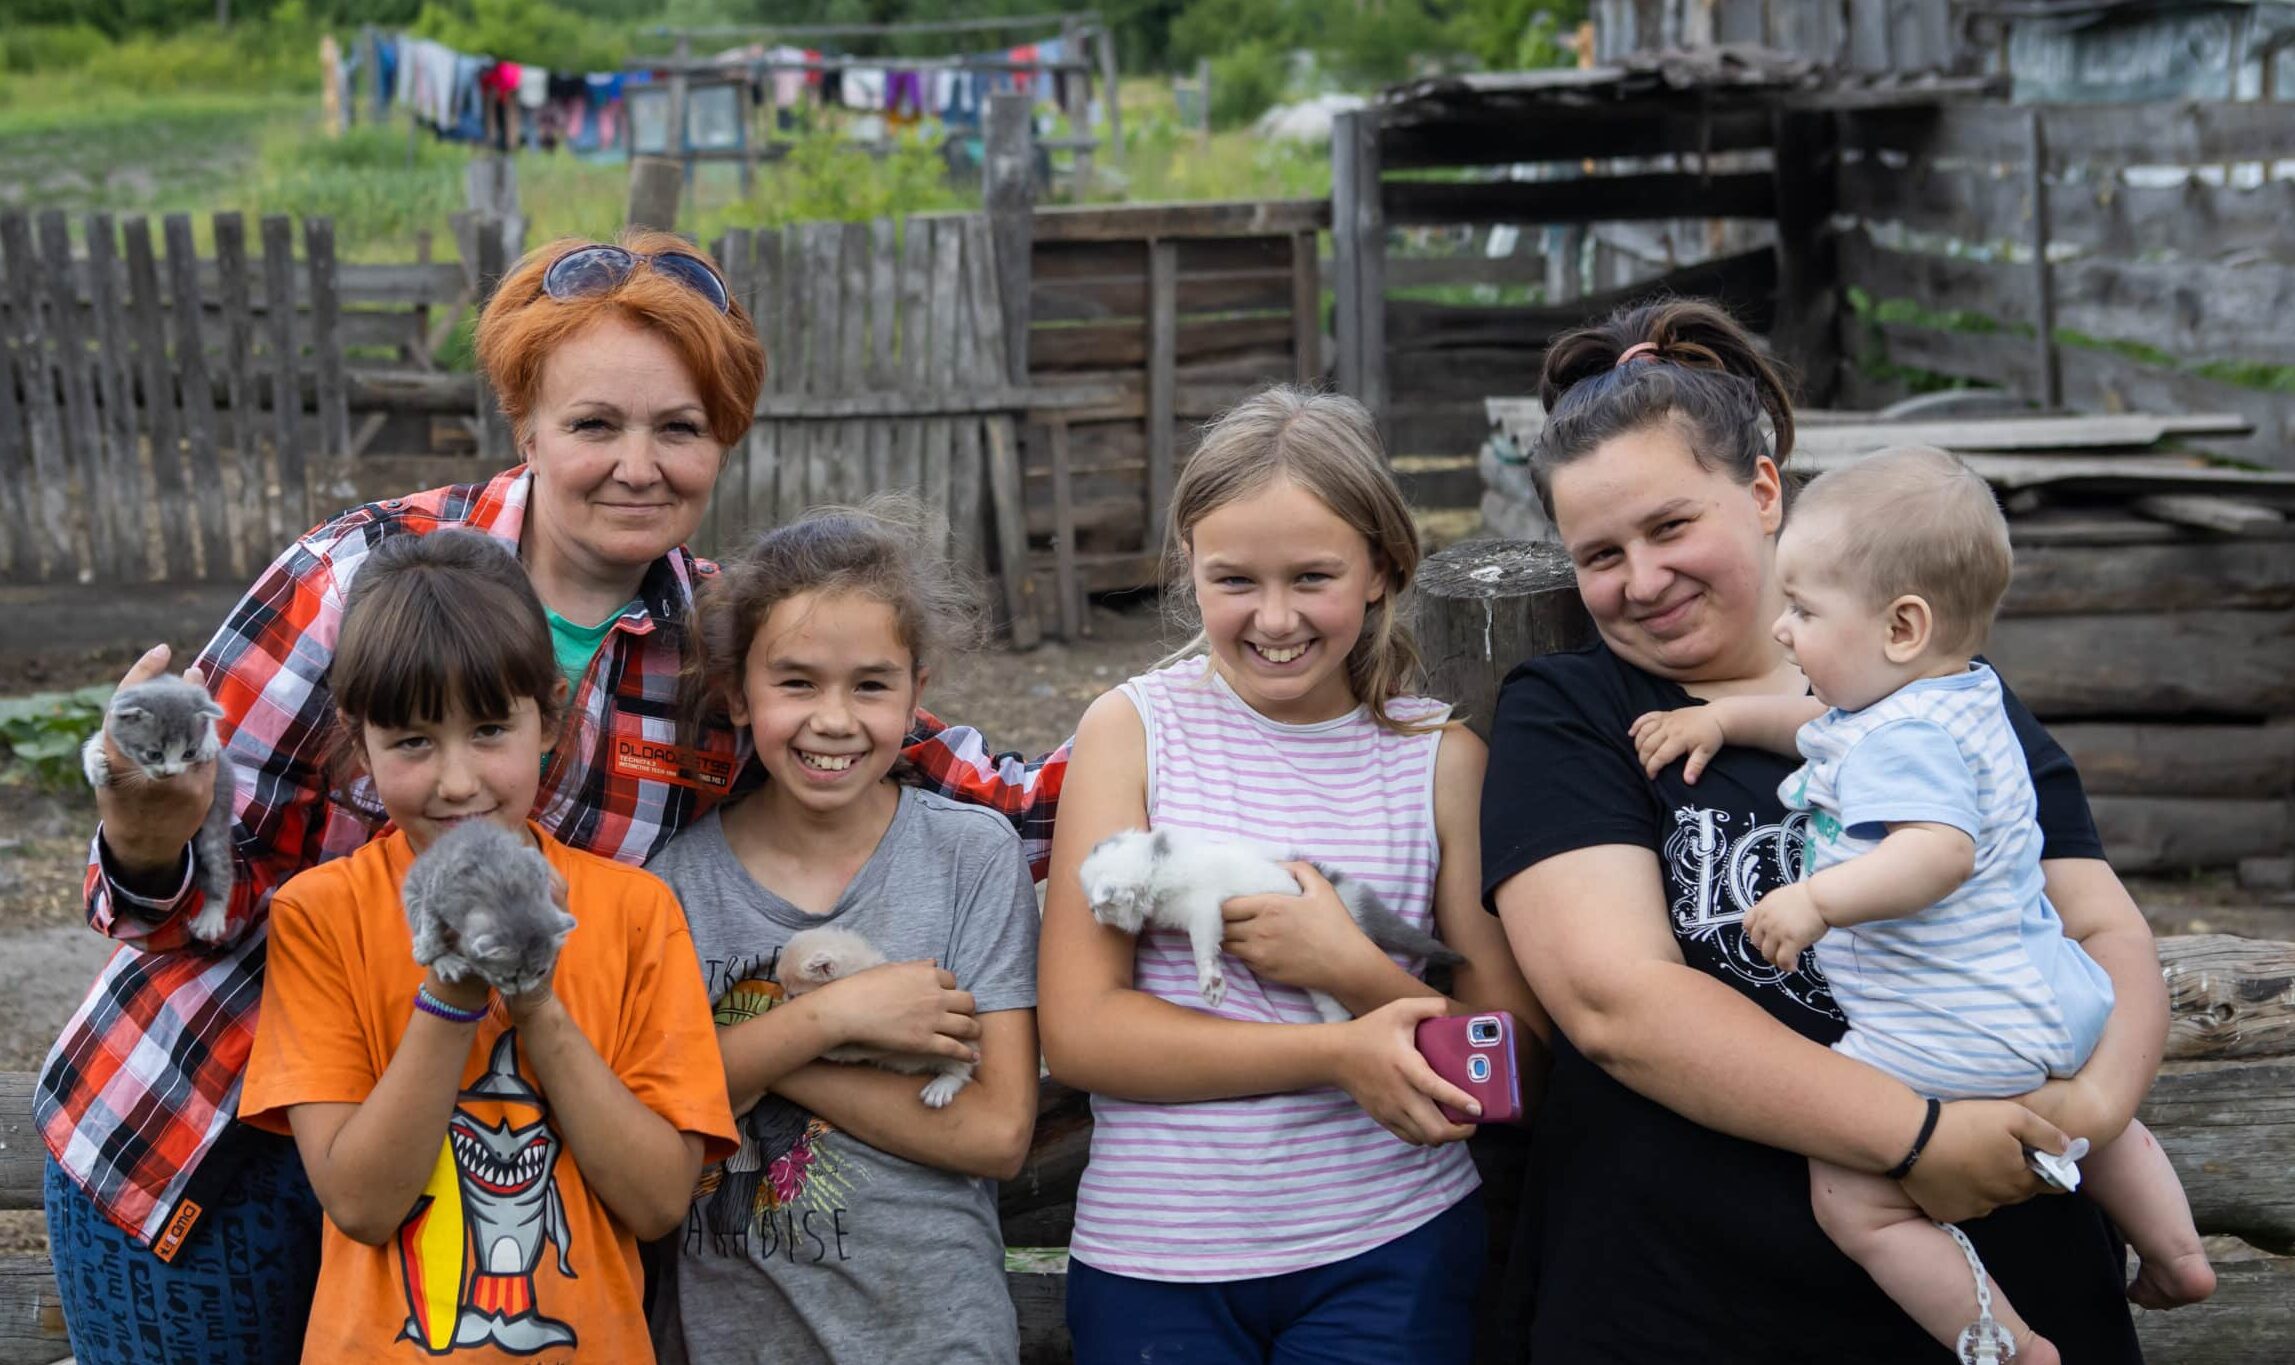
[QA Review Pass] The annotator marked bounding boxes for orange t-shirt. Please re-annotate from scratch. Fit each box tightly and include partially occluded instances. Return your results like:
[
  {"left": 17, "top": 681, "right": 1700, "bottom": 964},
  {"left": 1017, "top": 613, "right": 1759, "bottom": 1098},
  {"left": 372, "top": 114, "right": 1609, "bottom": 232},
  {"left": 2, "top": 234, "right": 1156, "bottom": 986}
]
[{"left": 242, "top": 826, "right": 737, "bottom": 1364}]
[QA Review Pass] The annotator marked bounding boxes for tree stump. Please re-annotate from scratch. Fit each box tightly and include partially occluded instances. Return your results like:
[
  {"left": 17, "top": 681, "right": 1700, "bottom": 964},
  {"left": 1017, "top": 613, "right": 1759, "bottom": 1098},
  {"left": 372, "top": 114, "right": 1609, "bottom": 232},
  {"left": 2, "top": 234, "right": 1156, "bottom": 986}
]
[{"left": 1414, "top": 540, "right": 1594, "bottom": 739}]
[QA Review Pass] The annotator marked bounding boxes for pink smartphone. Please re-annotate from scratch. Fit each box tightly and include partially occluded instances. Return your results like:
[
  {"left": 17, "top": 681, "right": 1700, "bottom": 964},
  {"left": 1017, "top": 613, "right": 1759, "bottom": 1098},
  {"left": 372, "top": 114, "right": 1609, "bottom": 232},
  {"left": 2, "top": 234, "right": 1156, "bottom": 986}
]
[{"left": 1414, "top": 1011, "right": 1526, "bottom": 1126}]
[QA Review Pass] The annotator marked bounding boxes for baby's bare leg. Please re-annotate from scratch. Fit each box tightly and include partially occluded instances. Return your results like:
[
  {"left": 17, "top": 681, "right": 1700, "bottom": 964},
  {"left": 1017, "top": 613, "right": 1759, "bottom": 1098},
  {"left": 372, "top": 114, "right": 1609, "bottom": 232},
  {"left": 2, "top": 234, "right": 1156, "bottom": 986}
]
[
  {"left": 1810, "top": 1158, "right": 2059, "bottom": 1365},
  {"left": 2080, "top": 1119, "right": 2216, "bottom": 1308}
]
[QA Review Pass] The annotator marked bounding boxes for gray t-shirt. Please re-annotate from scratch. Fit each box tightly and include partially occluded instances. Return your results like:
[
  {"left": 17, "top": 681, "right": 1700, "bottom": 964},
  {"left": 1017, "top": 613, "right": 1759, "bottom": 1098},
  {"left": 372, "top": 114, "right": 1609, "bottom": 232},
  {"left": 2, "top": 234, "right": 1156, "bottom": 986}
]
[{"left": 647, "top": 787, "right": 1039, "bottom": 1365}]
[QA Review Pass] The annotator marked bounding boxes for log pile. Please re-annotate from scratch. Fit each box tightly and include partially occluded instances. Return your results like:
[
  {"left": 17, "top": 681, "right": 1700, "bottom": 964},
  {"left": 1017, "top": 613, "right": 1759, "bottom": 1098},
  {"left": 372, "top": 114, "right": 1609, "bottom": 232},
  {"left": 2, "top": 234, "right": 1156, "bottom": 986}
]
[{"left": 1475, "top": 404, "right": 2295, "bottom": 881}]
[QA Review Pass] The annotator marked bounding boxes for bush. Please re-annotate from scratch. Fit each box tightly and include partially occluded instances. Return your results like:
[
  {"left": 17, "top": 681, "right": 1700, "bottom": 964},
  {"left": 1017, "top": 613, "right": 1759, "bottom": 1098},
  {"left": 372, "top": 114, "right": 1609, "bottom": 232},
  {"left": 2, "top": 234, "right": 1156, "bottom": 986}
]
[
  {"left": 0, "top": 22, "right": 109, "bottom": 74},
  {"left": 411, "top": 0, "right": 628, "bottom": 74},
  {"left": 1209, "top": 41, "right": 1287, "bottom": 131},
  {"left": 0, "top": 685, "right": 111, "bottom": 789}
]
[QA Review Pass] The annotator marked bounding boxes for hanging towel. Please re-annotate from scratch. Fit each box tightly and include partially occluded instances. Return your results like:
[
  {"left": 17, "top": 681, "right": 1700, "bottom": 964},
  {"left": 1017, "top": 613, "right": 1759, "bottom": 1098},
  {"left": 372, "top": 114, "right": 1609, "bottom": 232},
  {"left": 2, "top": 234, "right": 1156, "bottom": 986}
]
[
  {"left": 767, "top": 45, "right": 809, "bottom": 106},
  {"left": 841, "top": 66, "right": 886, "bottom": 111},
  {"left": 517, "top": 65, "right": 548, "bottom": 108}
]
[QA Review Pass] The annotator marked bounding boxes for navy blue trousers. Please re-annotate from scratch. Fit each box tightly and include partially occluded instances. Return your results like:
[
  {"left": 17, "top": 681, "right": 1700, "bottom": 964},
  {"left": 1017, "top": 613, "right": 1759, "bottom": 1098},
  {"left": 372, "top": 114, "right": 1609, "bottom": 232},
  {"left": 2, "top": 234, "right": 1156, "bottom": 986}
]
[
  {"left": 44, "top": 1130, "right": 323, "bottom": 1365},
  {"left": 1067, "top": 1192, "right": 1485, "bottom": 1365}
]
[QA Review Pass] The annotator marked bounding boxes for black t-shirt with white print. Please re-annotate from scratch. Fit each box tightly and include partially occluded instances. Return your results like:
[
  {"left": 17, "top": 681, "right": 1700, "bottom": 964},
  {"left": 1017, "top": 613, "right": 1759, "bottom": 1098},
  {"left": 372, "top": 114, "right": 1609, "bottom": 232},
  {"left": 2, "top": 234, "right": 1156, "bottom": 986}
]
[{"left": 1480, "top": 639, "right": 2142, "bottom": 1365}]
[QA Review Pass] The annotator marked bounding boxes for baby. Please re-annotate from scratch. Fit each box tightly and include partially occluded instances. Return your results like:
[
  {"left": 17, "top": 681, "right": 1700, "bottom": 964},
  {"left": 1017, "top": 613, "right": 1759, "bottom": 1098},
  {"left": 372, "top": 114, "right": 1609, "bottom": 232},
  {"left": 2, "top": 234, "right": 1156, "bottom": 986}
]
[{"left": 1632, "top": 447, "right": 2212, "bottom": 1364}]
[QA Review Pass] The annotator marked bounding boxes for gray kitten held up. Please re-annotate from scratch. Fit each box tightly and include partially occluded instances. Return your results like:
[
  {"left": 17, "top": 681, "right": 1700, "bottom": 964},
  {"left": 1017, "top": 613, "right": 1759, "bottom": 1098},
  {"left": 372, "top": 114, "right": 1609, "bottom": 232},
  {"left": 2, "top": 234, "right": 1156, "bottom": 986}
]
[
  {"left": 82, "top": 676, "right": 237, "bottom": 943},
  {"left": 402, "top": 820, "right": 575, "bottom": 998}
]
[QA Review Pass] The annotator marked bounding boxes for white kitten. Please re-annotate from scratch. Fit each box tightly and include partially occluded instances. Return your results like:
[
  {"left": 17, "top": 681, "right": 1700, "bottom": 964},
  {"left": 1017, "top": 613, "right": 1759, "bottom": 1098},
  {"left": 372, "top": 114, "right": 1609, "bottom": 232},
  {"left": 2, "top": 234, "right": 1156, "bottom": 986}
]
[
  {"left": 778, "top": 925, "right": 976, "bottom": 1108},
  {"left": 1078, "top": 827, "right": 1463, "bottom": 1022}
]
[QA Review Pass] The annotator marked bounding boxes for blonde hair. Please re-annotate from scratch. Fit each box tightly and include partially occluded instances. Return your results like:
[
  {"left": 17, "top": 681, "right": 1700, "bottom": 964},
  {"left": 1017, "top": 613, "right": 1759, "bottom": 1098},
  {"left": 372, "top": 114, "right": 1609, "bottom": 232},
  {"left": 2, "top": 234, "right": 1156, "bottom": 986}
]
[
  {"left": 1162, "top": 386, "right": 1437, "bottom": 735},
  {"left": 1790, "top": 446, "right": 2012, "bottom": 655}
]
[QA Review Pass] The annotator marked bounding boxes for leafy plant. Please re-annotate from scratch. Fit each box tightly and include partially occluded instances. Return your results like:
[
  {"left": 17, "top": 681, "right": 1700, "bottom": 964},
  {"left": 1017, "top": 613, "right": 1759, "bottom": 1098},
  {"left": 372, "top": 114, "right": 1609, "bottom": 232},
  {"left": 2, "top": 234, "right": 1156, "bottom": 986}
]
[{"left": 0, "top": 684, "right": 112, "bottom": 789}]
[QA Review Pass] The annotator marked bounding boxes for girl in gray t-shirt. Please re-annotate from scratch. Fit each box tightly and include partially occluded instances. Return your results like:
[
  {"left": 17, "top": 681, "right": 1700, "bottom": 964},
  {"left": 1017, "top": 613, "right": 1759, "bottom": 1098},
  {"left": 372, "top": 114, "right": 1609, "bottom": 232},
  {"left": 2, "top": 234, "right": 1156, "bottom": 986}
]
[{"left": 648, "top": 507, "right": 1040, "bottom": 1365}]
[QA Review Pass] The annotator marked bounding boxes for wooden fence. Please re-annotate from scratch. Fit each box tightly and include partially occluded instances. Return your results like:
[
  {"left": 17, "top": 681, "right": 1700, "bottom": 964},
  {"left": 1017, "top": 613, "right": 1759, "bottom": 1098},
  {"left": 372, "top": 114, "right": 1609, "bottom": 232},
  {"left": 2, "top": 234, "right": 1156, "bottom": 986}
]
[
  {"left": 1835, "top": 100, "right": 2295, "bottom": 473},
  {"left": 0, "top": 209, "right": 496, "bottom": 587}
]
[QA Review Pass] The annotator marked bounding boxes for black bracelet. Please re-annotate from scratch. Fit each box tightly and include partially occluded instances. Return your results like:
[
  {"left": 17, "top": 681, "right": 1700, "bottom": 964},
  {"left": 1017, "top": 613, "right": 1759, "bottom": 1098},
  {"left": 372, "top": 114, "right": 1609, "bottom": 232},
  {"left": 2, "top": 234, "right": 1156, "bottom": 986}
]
[{"left": 1885, "top": 1097, "right": 1943, "bottom": 1181}]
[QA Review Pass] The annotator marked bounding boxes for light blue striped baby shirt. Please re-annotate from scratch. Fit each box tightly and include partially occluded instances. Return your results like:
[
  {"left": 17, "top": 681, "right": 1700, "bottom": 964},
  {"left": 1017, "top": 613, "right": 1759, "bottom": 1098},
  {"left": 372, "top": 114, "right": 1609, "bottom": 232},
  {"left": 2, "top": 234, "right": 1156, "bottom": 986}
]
[{"left": 1782, "top": 663, "right": 2114, "bottom": 1100}]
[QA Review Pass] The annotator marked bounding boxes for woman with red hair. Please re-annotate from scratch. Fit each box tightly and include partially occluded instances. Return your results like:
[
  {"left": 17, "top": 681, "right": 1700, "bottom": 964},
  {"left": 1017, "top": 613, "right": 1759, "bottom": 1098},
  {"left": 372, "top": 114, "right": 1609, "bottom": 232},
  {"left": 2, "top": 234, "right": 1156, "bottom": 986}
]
[{"left": 38, "top": 233, "right": 1059, "bottom": 1364}]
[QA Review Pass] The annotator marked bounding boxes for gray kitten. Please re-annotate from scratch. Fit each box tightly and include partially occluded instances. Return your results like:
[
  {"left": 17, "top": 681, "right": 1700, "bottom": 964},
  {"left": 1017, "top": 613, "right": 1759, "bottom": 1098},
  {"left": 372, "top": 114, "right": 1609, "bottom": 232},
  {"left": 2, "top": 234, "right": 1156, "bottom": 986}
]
[
  {"left": 778, "top": 925, "right": 976, "bottom": 1108},
  {"left": 1079, "top": 827, "right": 1464, "bottom": 1023},
  {"left": 81, "top": 677, "right": 237, "bottom": 944},
  {"left": 401, "top": 821, "right": 575, "bottom": 998}
]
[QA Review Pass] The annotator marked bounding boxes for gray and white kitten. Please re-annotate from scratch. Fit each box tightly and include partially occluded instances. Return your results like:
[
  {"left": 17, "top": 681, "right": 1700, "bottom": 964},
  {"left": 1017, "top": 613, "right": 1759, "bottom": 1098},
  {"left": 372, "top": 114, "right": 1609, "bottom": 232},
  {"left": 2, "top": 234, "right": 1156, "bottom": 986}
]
[
  {"left": 778, "top": 925, "right": 976, "bottom": 1108},
  {"left": 81, "top": 677, "right": 237, "bottom": 944},
  {"left": 401, "top": 821, "right": 574, "bottom": 998},
  {"left": 1080, "top": 827, "right": 1464, "bottom": 1023}
]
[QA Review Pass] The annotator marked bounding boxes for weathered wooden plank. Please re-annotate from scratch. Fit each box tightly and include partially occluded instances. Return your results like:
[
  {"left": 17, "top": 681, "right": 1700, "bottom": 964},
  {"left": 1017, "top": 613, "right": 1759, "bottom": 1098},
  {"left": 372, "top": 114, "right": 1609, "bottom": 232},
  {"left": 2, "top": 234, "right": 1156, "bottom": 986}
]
[
  {"left": 2132, "top": 494, "right": 2285, "bottom": 537},
  {"left": 212, "top": 214, "right": 265, "bottom": 579},
  {"left": 1290, "top": 229, "right": 1320, "bottom": 388},
  {"left": 1030, "top": 268, "right": 1296, "bottom": 324},
  {"left": 36, "top": 211, "right": 106, "bottom": 578},
  {"left": 2091, "top": 796, "right": 2293, "bottom": 874},
  {"left": 469, "top": 220, "right": 508, "bottom": 466},
  {"left": 0, "top": 1251, "right": 69, "bottom": 1365},
  {"left": 80, "top": 213, "right": 145, "bottom": 580},
  {"left": 1841, "top": 100, "right": 2295, "bottom": 171},
  {"left": 165, "top": 214, "right": 231, "bottom": 579},
  {"left": 1383, "top": 170, "right": 1776, "bottom": 227},
  {"left": 894, "top": 217, "right": 932, "bottom": 500},
  {"left": 1791, "top": 413, "right": 2253, "bottom": 455},
  {"left": 125, "top": 216, "right": 195, "bottom": 580},
  {"left": 2160, "top": 936, "right": 2295, "bottom": 1063},
  {"left": 1838, "top": 156, "right": 2295, "bottom": 262},
  {"left": 2052, "top": 722, "right": 2295, "bottom": 800},
  {"left": 1380, "top": 107, "right": 1776, "bottom": 170},
  {"left": 1393, "top": 245, "right": 1781, "bottom": 354},
  {"left": 866, "top": 218, "right": 898, "bottom": 494},
  {"left": 260, "top": 216, "right": 307, "bottom": 539},
  {"left": 1033, "top": 235, "right": 1293, "bottom": 284},
  {"left": 0, "top": 231, "right": 31, "bottom": 579},
  {"left": 1046, "top": 417, "right": 1083, "bottom": 639},
  {"left": 925, "top": 218, "right": 965, "bottom": 548},
  {"left": 834, "top": 221, "right": 871, "bottom": 506},
  {"left": 2141, "top": 1056, "right": 2295, "bottom": 1253},
  {"left": 1, "top": 213, "right": 72, "bottom": 577},
  {"left": 2131, "top": 1254, "right": 2295, "bottom": 1365},
  {"left": 1989, "top": 610, "right": 2295, "bottom": 718},
  {"left": 946, "top": 226, "right": 987, "bottom": 571},
  {"left": 964, "top": 215, "right": 1036, "bottom": 644},
  {"left": 1030, "top": 199, "right": 1328, "bottom": 243},
  {"left": 1145, "top": 239, "right": 1179, "bottom": 542},
  {"left": 983, "top": 97, "right": 1035, "bottom": 385},
  {"left": 1030, "top": 314, "right": 1299, "bottom": 373}
]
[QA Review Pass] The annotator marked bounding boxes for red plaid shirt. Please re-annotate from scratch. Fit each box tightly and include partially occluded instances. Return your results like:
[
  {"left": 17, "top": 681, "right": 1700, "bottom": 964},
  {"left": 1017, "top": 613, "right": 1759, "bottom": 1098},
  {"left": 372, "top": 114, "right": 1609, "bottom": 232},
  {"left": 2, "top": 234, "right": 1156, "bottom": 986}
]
[{"left": 38, "top": 467, "right": 1066, "bottom": 1245}]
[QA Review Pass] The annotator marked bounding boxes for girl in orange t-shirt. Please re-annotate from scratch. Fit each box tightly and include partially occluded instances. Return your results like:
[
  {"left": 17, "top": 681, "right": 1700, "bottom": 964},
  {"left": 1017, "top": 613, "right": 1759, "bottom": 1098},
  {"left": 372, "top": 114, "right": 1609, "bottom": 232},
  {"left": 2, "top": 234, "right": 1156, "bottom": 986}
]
[{"left": 241, "top": 528, "right": 737, "bottom": 1363}]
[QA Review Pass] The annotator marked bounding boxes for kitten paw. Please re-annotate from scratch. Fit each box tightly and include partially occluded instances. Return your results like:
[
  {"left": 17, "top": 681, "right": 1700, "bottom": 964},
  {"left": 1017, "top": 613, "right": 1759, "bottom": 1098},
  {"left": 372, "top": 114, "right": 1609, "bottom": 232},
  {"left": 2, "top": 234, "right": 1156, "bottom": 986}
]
[
  {"left": 1199, "top": 970, "right": 1226, "bottom": 1010},
  {"left": 919, "top": 1071, "right": 969, "bottom": 1108},
  {"left": 81, "top": 734, "right": 111, "bottom": 790},
  {"left": 184, "top": 901, "right": 230, "bottom": 943}
]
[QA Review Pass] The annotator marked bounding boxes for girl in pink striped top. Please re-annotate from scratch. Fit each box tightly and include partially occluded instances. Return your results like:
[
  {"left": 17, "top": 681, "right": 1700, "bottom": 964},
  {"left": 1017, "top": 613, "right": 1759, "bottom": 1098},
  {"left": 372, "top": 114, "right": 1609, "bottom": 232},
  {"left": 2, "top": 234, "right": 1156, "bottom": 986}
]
[{"left": 1039, "top": 387, "right": 1547, "bottom": 1364}]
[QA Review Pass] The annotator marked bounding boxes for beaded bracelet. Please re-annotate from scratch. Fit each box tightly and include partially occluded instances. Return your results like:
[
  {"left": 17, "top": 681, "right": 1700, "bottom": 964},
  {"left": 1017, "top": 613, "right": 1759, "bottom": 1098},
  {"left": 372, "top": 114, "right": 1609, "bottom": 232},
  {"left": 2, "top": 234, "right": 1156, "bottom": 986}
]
[
  {"left": 1885, "top": 1096, "right": 1943, "bottom": 1181},
  {"left": 414, "top": 982, "right": 489, "bottom": 1025}
]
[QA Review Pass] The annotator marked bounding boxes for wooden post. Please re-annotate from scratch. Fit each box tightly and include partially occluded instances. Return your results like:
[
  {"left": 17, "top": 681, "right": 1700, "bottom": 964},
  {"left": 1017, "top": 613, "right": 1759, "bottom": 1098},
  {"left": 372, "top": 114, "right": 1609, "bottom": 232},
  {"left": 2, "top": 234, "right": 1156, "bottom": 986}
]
[
  {"left": 1061, "top": 16, "right": 1092, "bottom": 192},
  {"left": 320, "top": 34, "right": 343, "bottom": 138},
  {"left": 670, "top": 35, "right": 694, "bottom": 212},
  {"left": 1413, "top": 540, "right": 1594, "bottom": 740},
  {"left": 1291, "top": 227, "right": 1321, "bottom": 386},
  {"left": 1196, "top": 57, "right": 1212, "bottom": 146},
  {"left": 1146, "top": 238, "right": 1178, "bottom": 538},
  {"left": 2026, "top": 108, "right": 2062, "bottom": 411},
  {"left": 626, "top": 157, "right": 684, "bottom": 232},
  {"left": 474, "top": 221, "right": 511, "bottom": 464},
  {"left": 983, "top": 93, "right": 1036, "bottom": 386},
  {"left": 1769, "top": 108, "right": 1838, "bottom": 408},
  {"left": 162, "top": 214, "right": 228, "bottom": 579},
  {"left": 1330, "top": 109, "right": 1387, "bottom": 441},
  {"left": 1097, "top": 25, "right": 1125, "bottom": 169}
]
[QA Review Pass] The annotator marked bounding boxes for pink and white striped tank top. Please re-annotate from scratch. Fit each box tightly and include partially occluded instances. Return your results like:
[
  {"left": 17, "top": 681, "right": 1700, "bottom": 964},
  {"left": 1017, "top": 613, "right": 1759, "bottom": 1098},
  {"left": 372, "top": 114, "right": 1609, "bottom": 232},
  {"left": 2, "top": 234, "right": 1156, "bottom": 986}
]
[{"left": 1067, "top": 657, "right": 1481, "bottom": 1282}]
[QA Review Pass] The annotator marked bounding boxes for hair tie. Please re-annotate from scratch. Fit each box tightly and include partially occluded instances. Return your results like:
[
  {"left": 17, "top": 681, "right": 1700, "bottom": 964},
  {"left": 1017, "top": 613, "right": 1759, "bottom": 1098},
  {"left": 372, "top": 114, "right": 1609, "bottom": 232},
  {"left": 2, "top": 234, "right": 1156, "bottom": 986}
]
[{"left": 1616, "top": 341, "right": 1661, "bottom": 368}]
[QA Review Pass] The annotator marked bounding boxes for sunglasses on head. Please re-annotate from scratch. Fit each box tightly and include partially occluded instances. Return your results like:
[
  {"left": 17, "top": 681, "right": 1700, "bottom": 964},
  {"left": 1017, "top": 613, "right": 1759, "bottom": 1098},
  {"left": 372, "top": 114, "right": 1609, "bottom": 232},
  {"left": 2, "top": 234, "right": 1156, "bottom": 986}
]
[{"left": 539, "top": 245, "right": 731, "bottom": 314}]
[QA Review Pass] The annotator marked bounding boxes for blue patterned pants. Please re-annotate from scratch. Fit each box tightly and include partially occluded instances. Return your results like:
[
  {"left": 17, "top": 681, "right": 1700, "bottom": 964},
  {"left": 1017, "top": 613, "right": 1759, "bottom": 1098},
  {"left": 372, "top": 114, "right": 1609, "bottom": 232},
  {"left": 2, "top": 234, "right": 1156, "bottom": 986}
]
[{"left": 44, "top": 1129, "right": 323, "bottom": 1365}]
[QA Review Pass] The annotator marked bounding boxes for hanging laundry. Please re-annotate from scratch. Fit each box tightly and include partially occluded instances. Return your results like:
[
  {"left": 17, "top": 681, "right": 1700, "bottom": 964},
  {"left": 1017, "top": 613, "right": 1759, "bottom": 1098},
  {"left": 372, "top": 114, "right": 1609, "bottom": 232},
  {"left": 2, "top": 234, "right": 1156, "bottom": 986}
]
[
  {"left": 1009, "top": 44, "right": 1038, "bottom": 96},
  {"left": 516, "top": 66, "right": 547, "bottom": 109},
  {"left": 450, "top": 52, "right": 489, "bottom": 142},
  {"left": 841, "top": 66, "right": 886, "bottom": 111},
  {"left": 765, "top": 45, "right": 809, "bottom": 107},
  {"left": 885, "top": 69, "right": 923, "bottom": 129},
  {"left": 1038, "top": 37, "right": 1068, "bottom": 109}
]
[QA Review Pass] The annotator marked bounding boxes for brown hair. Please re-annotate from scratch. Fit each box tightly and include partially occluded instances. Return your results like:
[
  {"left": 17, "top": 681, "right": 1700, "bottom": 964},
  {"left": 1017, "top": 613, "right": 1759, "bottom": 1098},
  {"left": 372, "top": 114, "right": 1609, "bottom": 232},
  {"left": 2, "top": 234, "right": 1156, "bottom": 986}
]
[
  {"left": 1532, "top": 299, "right": 1797, "bottom": 516},
  {"left": 331, "top": 528, "right": 570, "bottom": 779},
  {"left": 1790, "top": 446, "right": 2013, "bottom": 655},
  {"left": 1163, "top": 385, "right": 1436, "bottom": 735},
  {"left": 475, "top": 231, "right": 766, "bottom": 448},
  {"left": 688, "top": 496, "right": 984, "bottom": 726}
]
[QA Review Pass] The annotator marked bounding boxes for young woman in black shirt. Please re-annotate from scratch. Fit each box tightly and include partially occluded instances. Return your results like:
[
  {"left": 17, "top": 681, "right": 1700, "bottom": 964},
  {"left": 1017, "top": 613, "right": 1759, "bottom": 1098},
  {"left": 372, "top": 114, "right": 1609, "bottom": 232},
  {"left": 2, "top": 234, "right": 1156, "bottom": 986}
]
[{"left": 1479, "top": 303, "right": 2161, "bottom": 1362}]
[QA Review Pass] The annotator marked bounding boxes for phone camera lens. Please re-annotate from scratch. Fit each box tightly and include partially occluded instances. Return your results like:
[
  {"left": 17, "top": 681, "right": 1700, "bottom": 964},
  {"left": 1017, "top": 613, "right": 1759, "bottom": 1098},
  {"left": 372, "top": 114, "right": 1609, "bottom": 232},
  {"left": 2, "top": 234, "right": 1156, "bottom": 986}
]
[{"left": 1468, "top": 1054, "right": 1491, "bottom": 1083}]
